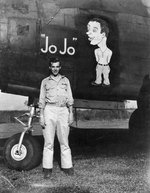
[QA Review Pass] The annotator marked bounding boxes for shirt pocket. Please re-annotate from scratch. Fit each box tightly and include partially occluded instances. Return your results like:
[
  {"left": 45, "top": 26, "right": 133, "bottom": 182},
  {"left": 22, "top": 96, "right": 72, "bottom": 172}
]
[
  {"left": 59, "top": 83, "right": 67, "bottom": 96},
  {"left": 60, "top": 83, "right": 67, "bottom": 90},
  {"left": 45, "top": 84, "right": 56, "bottom": 97}
]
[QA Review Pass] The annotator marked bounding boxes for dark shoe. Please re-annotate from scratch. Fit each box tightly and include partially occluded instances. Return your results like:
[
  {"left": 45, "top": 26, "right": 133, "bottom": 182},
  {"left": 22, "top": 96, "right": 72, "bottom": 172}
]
[
  {"left": 43, "top": 168, "right": 52, "bottom": 179},
  {"left": 62, "top": 167, "right": 74, "bottom": 176},
  {"left": 102, "top": 83, "right": 110, "bottom": 87},
  {"left": 91, "top": 81, "right": 101, "bottom": 86}
]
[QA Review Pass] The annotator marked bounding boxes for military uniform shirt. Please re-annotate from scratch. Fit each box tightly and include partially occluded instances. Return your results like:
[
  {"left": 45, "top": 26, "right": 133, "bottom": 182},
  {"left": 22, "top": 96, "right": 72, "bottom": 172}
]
[{"left": 39, "top": 75, "right": 74, "bottom": 109}]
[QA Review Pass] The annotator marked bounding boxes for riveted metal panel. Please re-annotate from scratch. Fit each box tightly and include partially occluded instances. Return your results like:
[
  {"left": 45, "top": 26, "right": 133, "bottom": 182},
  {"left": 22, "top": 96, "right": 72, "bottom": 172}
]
[{"left": 8, "top": 17, "right": 37, "bottom": 52}]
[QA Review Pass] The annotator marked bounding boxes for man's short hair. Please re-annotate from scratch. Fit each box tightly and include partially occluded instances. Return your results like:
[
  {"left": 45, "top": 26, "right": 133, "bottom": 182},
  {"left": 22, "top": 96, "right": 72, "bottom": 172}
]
[
  {"left": 90, "top": 18, "right": 109, "bottom": 37},
  {"left": 49, "top": 57, "right": 60, "bottom": 67}
]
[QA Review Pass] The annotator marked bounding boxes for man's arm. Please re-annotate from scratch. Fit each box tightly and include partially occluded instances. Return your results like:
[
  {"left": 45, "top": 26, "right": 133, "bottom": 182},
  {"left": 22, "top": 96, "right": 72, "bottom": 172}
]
[
  {"left": 68, "top": 105, "right": 74, "bottom": 125},
  {"left": 94, "top": 49, "right": 99, "bottom": 63},
  {"left": 39, "top": 80, "right": 46, "bottom": 109},
  {"left": 66, "top": 78, "right": 74, "bottom": 125},
  {"left": 39, "top": 80, "right": 46, "bottom": 127},
  {"left": 107, "top": 49, "right": 112, "bottom": 64}
]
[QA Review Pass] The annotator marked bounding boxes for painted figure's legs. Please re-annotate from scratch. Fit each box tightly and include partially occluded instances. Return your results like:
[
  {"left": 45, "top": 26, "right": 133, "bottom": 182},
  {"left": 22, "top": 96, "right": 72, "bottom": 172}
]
[
  {"left": 103, "top": 66, "right": 110, "bottom": 85},
  {"left": 95, "top": 64, "right": 103, "bottom": 84}
]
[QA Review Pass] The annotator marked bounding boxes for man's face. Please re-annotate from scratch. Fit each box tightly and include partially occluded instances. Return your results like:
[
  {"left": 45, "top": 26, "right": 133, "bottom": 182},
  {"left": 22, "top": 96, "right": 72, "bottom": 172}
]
[
  {"left": 49, "top": 62, "right": 61, "bottom": 76},
  {"left": 86, "top": 21, "right": 104, "bottom": 45}
]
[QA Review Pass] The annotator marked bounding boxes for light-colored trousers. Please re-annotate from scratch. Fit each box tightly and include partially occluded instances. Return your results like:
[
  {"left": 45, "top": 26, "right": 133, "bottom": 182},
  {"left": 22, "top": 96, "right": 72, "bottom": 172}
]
[
  {"left": 42, "top": 105, "right": 73, "bottom": 169},
  {"left": 95, "top": 64, "right": 110, "bottom": 85}
]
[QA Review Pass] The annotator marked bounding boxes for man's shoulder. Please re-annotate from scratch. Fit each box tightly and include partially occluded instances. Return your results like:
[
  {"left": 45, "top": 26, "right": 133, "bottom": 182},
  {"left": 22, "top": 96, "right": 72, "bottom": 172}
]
[
  {"left": 42, "top": 76, "right": 49, "bottom": 83},
  {"left": 61, "top": 75, "right": 70, "bottom": 83},
  {"left": 94, "top": 48, "right": 100, "bottom": 52},
  {"left": 61, "top": 75, "right": 67, "bottom": 80},
  {"left": 107, "top": 47, "right": 112, "bottom": 54}
]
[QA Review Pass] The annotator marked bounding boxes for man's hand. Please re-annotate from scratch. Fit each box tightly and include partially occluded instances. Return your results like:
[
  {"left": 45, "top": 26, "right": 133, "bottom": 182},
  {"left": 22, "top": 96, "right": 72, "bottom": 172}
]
[
  {"left": 68, "top": 112, "right": 74, "bottom": 125},
  {"left": 40, "top": 114, "right": 45, "bottom": 128}
]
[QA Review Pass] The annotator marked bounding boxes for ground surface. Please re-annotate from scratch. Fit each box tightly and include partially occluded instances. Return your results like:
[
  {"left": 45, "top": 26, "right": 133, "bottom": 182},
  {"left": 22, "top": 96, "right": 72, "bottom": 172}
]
[{"left": 0, "top": 131, "right": 150, "bottom": 193}]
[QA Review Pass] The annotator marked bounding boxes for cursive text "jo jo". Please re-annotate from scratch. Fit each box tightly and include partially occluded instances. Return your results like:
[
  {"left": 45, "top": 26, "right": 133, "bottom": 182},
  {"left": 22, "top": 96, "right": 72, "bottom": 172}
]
[{"left": 40, "top": 34, "right": 77, "bottom": 56}]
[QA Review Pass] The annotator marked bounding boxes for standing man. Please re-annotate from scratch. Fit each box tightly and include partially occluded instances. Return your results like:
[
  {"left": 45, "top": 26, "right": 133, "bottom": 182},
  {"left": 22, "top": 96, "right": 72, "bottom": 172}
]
[
  {"left": 39, "top": 57, "right": 74, "bottom": 179},
  {"left": 86, "top": 18, "right": 112, "bottom": 87}
]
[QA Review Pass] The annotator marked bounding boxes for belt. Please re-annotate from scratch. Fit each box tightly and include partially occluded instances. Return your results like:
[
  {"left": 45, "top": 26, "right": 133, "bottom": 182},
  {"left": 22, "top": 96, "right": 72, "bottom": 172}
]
[
  {"left": 46, "top": 103, "right": 66, "bottom": 107},
  {"left": 98, "top": 63, "right": 108, "bottom": 66}
]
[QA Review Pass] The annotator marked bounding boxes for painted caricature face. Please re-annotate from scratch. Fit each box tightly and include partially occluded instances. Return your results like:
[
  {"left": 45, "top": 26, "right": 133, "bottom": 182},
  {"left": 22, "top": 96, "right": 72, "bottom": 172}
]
[
  {"left": 86, "top": 21, "right": 105, "bottom": 45},
  {"left": 49, "top": 62, "right": 61, "bottom": 76}
]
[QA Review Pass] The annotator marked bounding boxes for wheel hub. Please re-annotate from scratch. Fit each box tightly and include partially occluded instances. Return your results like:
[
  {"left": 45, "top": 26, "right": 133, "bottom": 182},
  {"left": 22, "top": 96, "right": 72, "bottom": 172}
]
[{"left": 11, "top": 144, "right": 27, "bottom": 161}]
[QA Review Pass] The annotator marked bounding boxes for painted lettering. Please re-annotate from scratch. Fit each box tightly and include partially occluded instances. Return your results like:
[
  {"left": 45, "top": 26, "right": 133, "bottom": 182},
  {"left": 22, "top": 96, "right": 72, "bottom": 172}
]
[
  {"left": 59, "top": 38, "right": 67, "bottom": 55},
  {"left": 40, "top": 34, "right": 77, "bottom": 56},
  {"left": 41, "top": 34, "right": 48, "bottom": 53},
  {"left": 67, "top": 46, "right": 75, "bottom": 55},
  {"left": 49, "top": 45, "right": 57, "bottom": 54}
]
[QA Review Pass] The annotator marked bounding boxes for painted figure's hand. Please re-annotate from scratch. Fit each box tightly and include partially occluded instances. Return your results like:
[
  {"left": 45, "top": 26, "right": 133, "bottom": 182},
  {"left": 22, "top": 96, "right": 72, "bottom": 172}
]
[
  {"left": 68, "top": 112, "right": 74, "bottom": 125},
  {"left": 40, "top": 114, "right": 45, "bottom": 128}
]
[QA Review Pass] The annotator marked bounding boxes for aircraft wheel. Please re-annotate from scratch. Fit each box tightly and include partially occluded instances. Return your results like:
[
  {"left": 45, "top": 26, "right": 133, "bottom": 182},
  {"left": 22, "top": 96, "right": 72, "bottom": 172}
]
[
  {"left": 3, "top": 133, "right": 42, "bottom": 171},
  {"left": 129, "top": 109, "right": 141, "bottom": 130},
  {"left": 129, "top": 109, "right": 144, "bottom": 141}
]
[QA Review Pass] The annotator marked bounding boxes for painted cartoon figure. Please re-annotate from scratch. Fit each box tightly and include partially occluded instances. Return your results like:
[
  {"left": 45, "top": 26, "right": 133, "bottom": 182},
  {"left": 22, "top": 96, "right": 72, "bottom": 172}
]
[{"left": 86, "top": 18, "right": 112, "bottom": 86}]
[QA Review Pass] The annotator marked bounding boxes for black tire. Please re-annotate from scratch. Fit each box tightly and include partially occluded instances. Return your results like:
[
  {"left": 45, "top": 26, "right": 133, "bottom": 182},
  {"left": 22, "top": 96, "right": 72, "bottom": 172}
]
[
  {"left": 129, "top": 109, "right": 141, "bottom": 130},
  {"left": 129, "top": 109, "right": 144, "bottom": 141},
  {"left": 3, "top": 133, "right": 42, "bottom": 171}
]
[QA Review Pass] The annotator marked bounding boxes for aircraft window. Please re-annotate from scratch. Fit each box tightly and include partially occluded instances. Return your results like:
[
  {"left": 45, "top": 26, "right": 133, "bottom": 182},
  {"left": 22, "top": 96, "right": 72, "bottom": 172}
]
[
  {"left": 12, "top": 3, "right": 29, "bottom": 14},
  {"left": 17, "top": 25, "right": 29, "bottom": 36}
]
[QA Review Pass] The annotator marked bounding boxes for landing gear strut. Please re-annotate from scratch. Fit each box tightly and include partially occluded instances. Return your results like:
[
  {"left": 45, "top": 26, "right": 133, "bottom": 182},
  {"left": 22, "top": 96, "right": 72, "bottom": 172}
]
[{"left": 3, "top": 105, "right": 42, "bottom": 171}]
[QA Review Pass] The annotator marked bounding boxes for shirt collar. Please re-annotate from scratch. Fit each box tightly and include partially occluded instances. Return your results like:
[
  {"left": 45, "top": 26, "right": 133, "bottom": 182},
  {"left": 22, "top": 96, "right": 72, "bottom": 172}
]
[{"left": 49, "top": 74, "right": 65, "bottom": 81}]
